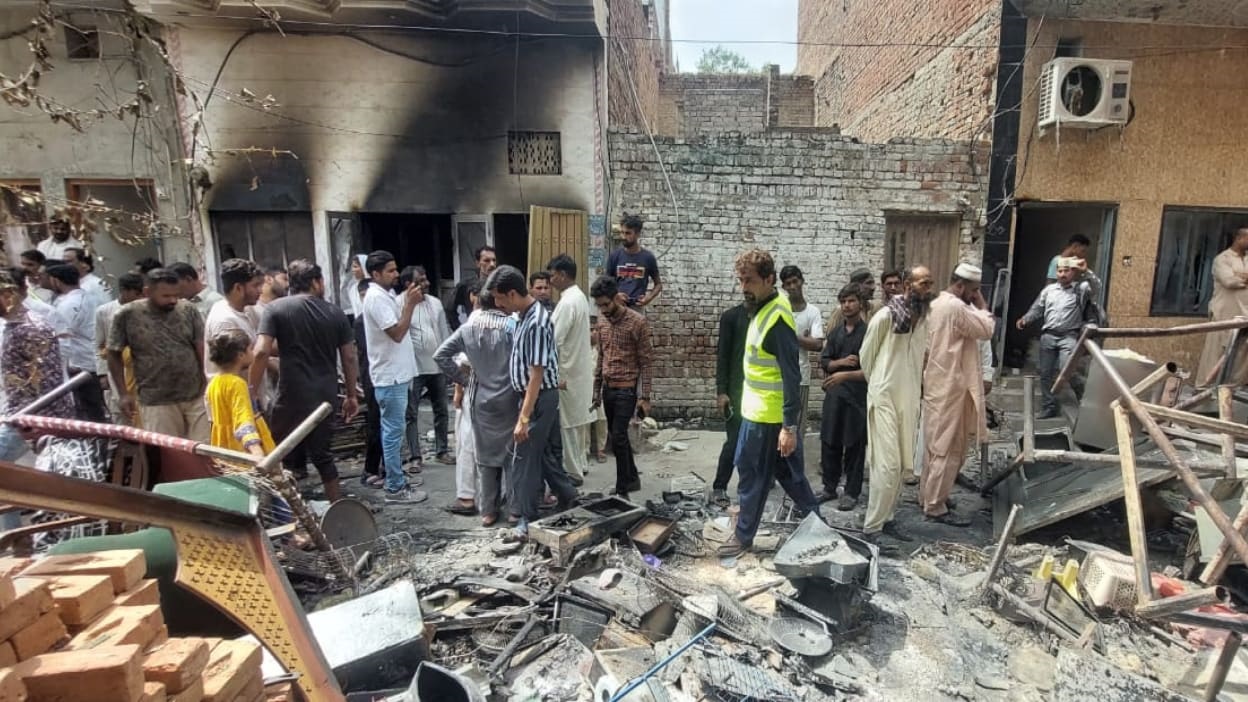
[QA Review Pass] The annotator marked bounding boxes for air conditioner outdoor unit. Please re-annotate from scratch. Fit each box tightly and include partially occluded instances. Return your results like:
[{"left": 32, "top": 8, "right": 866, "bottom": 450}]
[{"left": 1037, "top": 57, "right": 1133, "bottom": 130}]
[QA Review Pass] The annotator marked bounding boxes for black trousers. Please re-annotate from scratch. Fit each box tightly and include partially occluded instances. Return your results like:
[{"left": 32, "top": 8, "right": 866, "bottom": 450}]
[
  {"left": 713, "top": 408, "right": 743, "bottom": 490},
  {"left": 72, "top": 370, "right": 109, "bottom": 423},
  {"left": 510, "top": 389, "right": 576, "bottom": 522},
  {"left": 270, "top": 400, "right": 340, "bottom": 482},
  {"left": 363, "top": 380, "right": 382, "bottom": 477},
  {"left": 603, "top": 387, "right": 639, "bottom": 493},
  {"left": 406, "top": 373, "right": 450, "bottom": 457},
  {"left": 821, "top": 440, "right": 865, "bottom": 499}
]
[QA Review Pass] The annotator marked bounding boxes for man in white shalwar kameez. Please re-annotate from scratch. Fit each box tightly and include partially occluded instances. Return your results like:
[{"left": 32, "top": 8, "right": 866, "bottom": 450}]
[
  {"left": 861, "top": 266, "right": 935, "bottom": 540},
  {"left": 920, "top": 263, "right": 994, "bottom": 526},
  {"left": 1196, "top": 228, "right": 1248, "bottom": 387},
  {"left": 548, "top": 255, "right": 594, "bottom": 485}
]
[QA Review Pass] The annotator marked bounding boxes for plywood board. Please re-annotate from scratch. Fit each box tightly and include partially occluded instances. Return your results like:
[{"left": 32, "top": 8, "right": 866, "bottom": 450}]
[{"left": 994, "top": 460, "right": 1175, "bottom": 537}]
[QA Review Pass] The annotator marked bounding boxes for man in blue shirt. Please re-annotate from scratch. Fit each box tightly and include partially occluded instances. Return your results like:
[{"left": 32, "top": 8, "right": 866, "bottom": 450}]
[{"left": 606, "top": 214, "right": 663, "bottom": 309}]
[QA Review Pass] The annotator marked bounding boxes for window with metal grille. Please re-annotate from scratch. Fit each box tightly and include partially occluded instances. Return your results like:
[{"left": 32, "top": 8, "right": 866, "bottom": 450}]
[
  {"left": 211, "top": 212, "right": 315, "bottom": 268},
  {"left": 1150, "top": 207, "right": 1248, "bottom": 317},
  {"left": 507, "top": 131, "right": 562, "bottom": 175}
]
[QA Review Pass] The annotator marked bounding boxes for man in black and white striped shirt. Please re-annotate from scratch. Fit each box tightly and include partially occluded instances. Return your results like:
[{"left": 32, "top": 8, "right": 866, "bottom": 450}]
[{"left": 486, "top": 265, "right": 578, "bottom": 538}]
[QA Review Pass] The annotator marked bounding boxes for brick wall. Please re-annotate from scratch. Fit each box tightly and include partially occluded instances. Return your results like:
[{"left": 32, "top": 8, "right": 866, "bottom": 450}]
[
  {"left": 608, "top": 0, "right": 663, "bottom": 129},
  {"left": 796, "top": 0, "right": 999, "bottom": 141},
  {"left": 655, "top": 68, "right": 815, "bottom": 137},
  {"left": 608, "top": 128, "right": 987, "bottom": 417}
]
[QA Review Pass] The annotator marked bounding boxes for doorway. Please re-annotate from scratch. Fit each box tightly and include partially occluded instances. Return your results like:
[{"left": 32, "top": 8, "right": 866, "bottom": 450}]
[
  {"left": 493, "top": 213, "right": 531, "bottom": 273},
  {"left": 884, "top": 213, "right": 960, "bottom": 288},
  {"left": 1003, "top": 202, "right": 1116, "bottom": 368},
  {"left": 357, "top": 213, "right": 454, "bottom": 293}
]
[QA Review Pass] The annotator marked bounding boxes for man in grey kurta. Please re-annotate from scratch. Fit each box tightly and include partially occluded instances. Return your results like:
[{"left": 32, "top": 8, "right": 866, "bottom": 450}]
[{"left": 435, "top": 291, "right": 519, "bottom": 526}]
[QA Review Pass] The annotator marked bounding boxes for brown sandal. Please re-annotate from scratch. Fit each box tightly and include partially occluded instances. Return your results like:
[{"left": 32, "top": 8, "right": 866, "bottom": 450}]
[{"left": 482, "top": 514, "right": 498, "bottom": 527}]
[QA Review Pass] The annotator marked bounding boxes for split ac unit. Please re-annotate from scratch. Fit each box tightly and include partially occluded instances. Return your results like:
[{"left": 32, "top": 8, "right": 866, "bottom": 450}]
[{"left": 1037, "top": 58, "right": 1133, "bottom": 130}]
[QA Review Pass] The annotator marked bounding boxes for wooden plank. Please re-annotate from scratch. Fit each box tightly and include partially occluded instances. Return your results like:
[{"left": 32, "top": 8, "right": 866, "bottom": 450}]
[{"left": 1115, "top": 403, "right": 1155, "bottom": 605}]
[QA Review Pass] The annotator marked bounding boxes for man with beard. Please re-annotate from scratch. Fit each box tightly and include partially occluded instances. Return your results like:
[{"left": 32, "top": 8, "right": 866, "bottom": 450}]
[
  {"left": 828, "top": 268, "right": 880, "bottom": 329},
  {"left": 109, "top": 268, "right": 209, "bottom": 440},
  {"left": 1015, "top": 257, "right": 1101, "bottom": 418},
  {"left": 920, "top": 263, "right": 994, "bottom": 526},
  {"left": 529, "top": 272, "right": 555, "bottom": 312},
  {"left": 255, "top": 265, "right": 288, "bottom": 313},
  {"left": 548, "top": 255, "right": 594, "bottom": 487},
  {"left": 860, "top": 265, "right": 935, "bottom": 542},
  {"left": 36, "top": 212, "right": 84, "bottom": 261},
  {"left": 719, "top": 249, "right": 821, "bottom": 558},
  {"left": 607, "top": 214, "right": 663, "bottom": 309},
  {"left": 591, "top": 276, "right": 654, "bottom": 500},
  {"left": 204, "top": 259, "right": 263, "bottom": 377}
]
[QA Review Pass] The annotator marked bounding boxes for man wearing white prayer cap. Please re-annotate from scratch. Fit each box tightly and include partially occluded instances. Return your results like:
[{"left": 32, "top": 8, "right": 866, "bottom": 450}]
[{"left": 918, "top": 261, "right": 995, "bottom": 526}]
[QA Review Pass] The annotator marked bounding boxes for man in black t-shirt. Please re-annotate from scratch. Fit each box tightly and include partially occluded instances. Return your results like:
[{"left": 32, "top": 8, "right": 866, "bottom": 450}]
[
  {"left": 448, "top": 245, "right": 498, "bottom": 331},
  {"left": 606, "top": 214, "right": 662, "bottom": 309},
  {"left": 251, "top": 259, "right": 359, "bottom": 501}
]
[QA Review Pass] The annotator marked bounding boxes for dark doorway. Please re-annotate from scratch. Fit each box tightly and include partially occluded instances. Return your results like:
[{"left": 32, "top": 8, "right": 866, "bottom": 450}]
[
  {"left": 359, "top": 213, "right": 454, "bottom": 286},
  {"left": 493, "top": 213, "right": 530, "bottom": 273},
  {"left": 1003, "top": 202, "right": 1116, "bottom": 368}
]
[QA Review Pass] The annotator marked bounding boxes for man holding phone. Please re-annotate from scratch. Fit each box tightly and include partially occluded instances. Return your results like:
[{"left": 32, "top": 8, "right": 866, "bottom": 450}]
[
  {"left": 590, "top": 276, "right": 654, "bottom": 500},
  {"left": 920, "top": 263, "right": 994, "bottom": 526}
]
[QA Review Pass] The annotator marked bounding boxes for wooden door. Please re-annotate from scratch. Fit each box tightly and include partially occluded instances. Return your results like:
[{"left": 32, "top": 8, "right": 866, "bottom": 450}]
[
  {"left": 527, "top": 206, "right": 589, "bottom": 297},
  {"left": 884, "top": 214, "right": 960, "bottom": 286}
]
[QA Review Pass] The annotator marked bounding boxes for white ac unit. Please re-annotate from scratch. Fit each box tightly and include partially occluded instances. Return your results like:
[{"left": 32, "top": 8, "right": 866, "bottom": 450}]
[{"left": 1037, "top": 58, "right": 1133, "bottom": 130}]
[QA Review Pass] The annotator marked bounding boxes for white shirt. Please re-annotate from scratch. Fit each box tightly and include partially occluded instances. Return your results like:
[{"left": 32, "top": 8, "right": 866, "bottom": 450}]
[
  {"left": 51, "top": 288, "right": 95, "bottom": 370},
  {"left": 36, "top": 236, "right": 84, "bottom": 261},
  {"left": 204, "top": 299, "right": 260, "bottom": 377},
  {"left": 362, "top": 282, "right": 417, "bottom": 387},
  {"left": 80, "top": 273, "right": 113, "bottom": 310},
  {"left": 791, "top": 302, "right": 824, "bottom": 386},
  {"left": 26, "top": 295, "right": 56, "bottom": 325},
  {"left": 405, "top": 294, "right": 450, "bottom": 376},
  {"left": 93, "top": 299, "right": 121, "bottom": 376}
]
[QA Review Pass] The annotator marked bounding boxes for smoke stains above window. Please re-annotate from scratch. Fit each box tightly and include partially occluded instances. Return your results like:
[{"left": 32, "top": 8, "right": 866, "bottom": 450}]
[
  {"left": 64, "top": 27, "right": 101, "bottom": 61},
  {"left": 507, "top": 131, "right": 562, "bottom": 175}
]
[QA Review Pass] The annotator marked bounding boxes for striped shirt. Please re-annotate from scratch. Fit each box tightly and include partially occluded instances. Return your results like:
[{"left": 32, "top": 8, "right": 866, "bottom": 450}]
[{"left": 509, "top": 300, "right": 560, "bottom": 392}]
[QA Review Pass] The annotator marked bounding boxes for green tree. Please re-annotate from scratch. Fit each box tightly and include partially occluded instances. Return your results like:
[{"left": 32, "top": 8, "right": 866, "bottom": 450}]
[{"left": 695, "top": 45, "right": 754, "bottom": 74}]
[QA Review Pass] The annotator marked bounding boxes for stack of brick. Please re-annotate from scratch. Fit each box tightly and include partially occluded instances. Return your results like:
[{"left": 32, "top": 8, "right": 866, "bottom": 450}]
[{"left": 0, "top": 549, "right": 268, "bottom": 702}]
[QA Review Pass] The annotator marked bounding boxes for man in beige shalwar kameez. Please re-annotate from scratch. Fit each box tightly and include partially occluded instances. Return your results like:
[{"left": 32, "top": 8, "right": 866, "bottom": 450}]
[
  {"left": 861, "top": 266, "right": 935, "bottom": 542},
  {"left": 1196, "top": 228, "right": 1248, "bottom": 387},
  {"left": 920, "top": 263, "right": 995, "bottom": 526}
]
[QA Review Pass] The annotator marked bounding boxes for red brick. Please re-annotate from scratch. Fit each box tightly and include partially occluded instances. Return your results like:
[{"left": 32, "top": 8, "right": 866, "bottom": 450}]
[
  {"left": 16, "top": 644, "right": 143, "bottom": 702},
  {"left": 0, "top": 666, "right": 25, "bottom": 702},
  {"left": 21, "top": 551, "right": 146, "bottom": 595},
  {"left": 67, "top": 605, "right": 164, "bottom": 651},
  {"left": 0, "top": 581, "right": 54, "bottom": 641},
  {"left": 201, "top": 640, "right": 260, "bottom": 702},
  {"left": 142, "top": 638, "right": 209, "bottom": 694},
  {"left": 17, "top": 575, "right": 113, "bottom": 628},
  {"left": 10, "top": 611, "right": 68, "bottom": 660}
]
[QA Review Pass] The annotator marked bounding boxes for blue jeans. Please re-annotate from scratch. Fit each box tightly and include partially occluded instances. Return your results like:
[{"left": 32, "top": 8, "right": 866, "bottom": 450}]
[
  {"left": 734, "top": 418, "right": 820, "bottom": 545},
  {"left": 375, "top": 381, "right": 411, "bottom": 492}
]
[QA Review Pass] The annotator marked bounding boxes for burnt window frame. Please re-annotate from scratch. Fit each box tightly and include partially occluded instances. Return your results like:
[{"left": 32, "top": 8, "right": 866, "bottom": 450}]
[
  {"left": 507, "top": 131, "right": 562, "bottom": 175},
  {"left": 1149, "top": 206, "right": 1248, "bottom": 317},
  {"left": 210, "top": 211, "right": 316, "bottom": 270}
]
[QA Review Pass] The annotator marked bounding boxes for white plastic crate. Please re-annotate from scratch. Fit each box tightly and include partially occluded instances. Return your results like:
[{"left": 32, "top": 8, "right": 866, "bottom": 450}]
[{"left": 1079, "top": 551, "right": 1137, "bottom": 611}]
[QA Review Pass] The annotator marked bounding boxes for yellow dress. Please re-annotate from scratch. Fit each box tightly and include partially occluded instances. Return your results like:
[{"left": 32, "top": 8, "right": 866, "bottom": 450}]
[{"left": 204, "top": 373, "right": 275, "bottom": 454}]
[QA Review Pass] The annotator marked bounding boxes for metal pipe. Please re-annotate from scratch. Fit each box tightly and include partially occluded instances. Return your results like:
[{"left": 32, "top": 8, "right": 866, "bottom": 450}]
[
  {"left": 1050, "top": 325, "right": 1094, "bottom": 393},
  {"left": 980, "top": 504, "right": 1022, "bottom": 600},
  {"left": 1129, "top": 362, "right": 1178, "bottom": 399},
  {"left": 1094, "top": 317, "right": 1248, "bottom": 339},
  {"left": 1166, "top": 611, "right": 1248, "bottom": 636},
  {"left": 1084, "top": 340, "right": 1248, "bottom": 570},
  {"left": 1141, "top": 402, "right": 1248, "bottom": 440},
  {"left": 1030, "top": 449, "right": 1226, "bottom": 475},
  {"left": 1, "top": 370, "right": 92, "bottom": 421},
  {"left": 1134, "top": 587, "right": 1228, "bottom": 620},
  {"left": 1159, "top": 427, "right": 1248, "bottom": 459},
  {"left": 1174, "top": 386, "right": 1217, "bottom": 412},
  {"left": 1201, "top": 502, "right": 1248, "bottom": 585},
  {"left": 254, "top": 403, "right": 334, "bottom": 552},
  {"left": 1215, "top": 329, "right": 1247, "bottom": 387},
  {"left": 1205, "top": 632, "right": 1243, "bottom": 702},
  {"left": 1022, "top": 375, "right": 1035, "bottom": 462}
]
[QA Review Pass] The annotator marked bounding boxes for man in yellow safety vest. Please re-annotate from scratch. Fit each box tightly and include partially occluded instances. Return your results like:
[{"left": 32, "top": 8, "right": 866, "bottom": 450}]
[{"left": 719, "top": 249, "right": 822, "bottom": 558}]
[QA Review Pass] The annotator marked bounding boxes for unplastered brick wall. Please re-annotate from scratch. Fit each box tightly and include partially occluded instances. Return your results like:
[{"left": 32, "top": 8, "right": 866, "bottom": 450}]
[
  {"left": 655, "top": 69, "right": 815, "bottom": 137},
  {"left": 609, "top": 129, "right": 986, "bottom": 417},
  {"left": 608, "top": 0, "right": 664, "bottom": 129},
  {"left": 797, "top": 0, "right": 999, "bottom": 141}
]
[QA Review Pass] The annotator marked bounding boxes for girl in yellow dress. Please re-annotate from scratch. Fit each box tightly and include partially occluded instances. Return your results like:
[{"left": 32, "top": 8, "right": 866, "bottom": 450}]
[{"left": 204, "top": 329, "right": 274, "bottom": 458}]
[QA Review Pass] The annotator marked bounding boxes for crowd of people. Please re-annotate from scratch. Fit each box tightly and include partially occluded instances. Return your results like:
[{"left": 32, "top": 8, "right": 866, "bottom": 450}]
[{"left": 3, "top": 208, "right": 1121, "bottom": 550}]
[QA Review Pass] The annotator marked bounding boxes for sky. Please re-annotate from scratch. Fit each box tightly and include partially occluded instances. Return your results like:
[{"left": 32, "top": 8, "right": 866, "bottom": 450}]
[{"left": 668, "top": 0, "right": 798, "bottom": 73}]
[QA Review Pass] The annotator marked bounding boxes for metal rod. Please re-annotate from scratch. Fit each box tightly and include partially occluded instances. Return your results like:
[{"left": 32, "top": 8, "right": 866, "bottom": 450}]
[
  {"left": 1159, "top": 427, "right": 1248, "bottom": 460},
  {"left": 609, "top": 623, "right": 716, "bottom": 702},
  {"left": 1216, "top": 329, "right": 1247, "bottom": 387},
  {"left": 1051, "top": 325, "right": 1094, "bottom": 393},
  {"left": 1220, "top": 386, "right": 1238, "bottom": 478},
  {"left": 1022, "top": 375, "right": 1035, "bottom": 462},
  {"left": 1205, "top": 632, "right": 1243, "bottom": 702},
  {"left": 1085, "top": 340, "right": 1248, "bottom": 571},
  {"left": 980, "top": 453, "right": 1024, "bottom": 495},
  {"left": 1030, "top": 449, "right": 1228, "bottom": 475},
  {"left": 1175, "top": 386, "right": 1218, "bottom": 413},
  {"left": 1166, "top": 611, "right": 1248, "bottom": 636},
  {"left": 1134, "top": 587, "right": 1227, "bottom": 619},
  {"left": 1094, "top": 317, "right": 1248, "bottom": 339},
  {"left": 1129, "top": 362, "right": 1178, "bottom": 399},
  {"left": 1114, "top": 403, "right": 1154, "bottom": 605},
  {"left": 980, "top": 504, "right": 1022, "bottom": 600},
  {"left": 1142, "top": 402, "right": 1248, "bottom": 440},
  {"left": 1, "top": 370, "right": 92, "bottom": 421},
  {"left": 990, "top": 583, "right": 1078, "bottom": 643}
]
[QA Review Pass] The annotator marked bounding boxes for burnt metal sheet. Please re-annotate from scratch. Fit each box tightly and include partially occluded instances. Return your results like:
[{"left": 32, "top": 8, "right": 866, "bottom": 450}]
[
  {"left": 529, "top": 497, "right": 646, "bottom": 565},
  {"left": 774, "top": 513, "right": 872, "bottom": 585}
]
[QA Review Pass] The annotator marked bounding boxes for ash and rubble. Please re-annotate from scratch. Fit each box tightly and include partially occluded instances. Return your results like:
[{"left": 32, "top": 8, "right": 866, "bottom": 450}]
[{"left": 268, "top": 375, "right": 1248, "bottom": 701}]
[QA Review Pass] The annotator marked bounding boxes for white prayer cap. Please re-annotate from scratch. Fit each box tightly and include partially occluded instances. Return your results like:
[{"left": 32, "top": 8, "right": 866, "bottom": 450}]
[
  {"left": 954, "top": 262, "right": 982, "bottom": 282},
  {"left": 1057, "top": 256, "right": 1080, "bottom": 269}
]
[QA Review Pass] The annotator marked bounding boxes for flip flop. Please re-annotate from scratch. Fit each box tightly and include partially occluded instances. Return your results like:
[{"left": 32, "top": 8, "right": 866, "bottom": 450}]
[
  {"left": 447, "top": 501, "right": 477, "bottom": 516},
  {"left": 362, "top": 475, "right": 384, "bottom": 488}
]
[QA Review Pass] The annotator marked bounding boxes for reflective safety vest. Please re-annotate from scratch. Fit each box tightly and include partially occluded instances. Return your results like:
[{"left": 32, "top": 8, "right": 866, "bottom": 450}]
[{"left": 741, "top": 293, "right": 794, "bottom": 424}]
